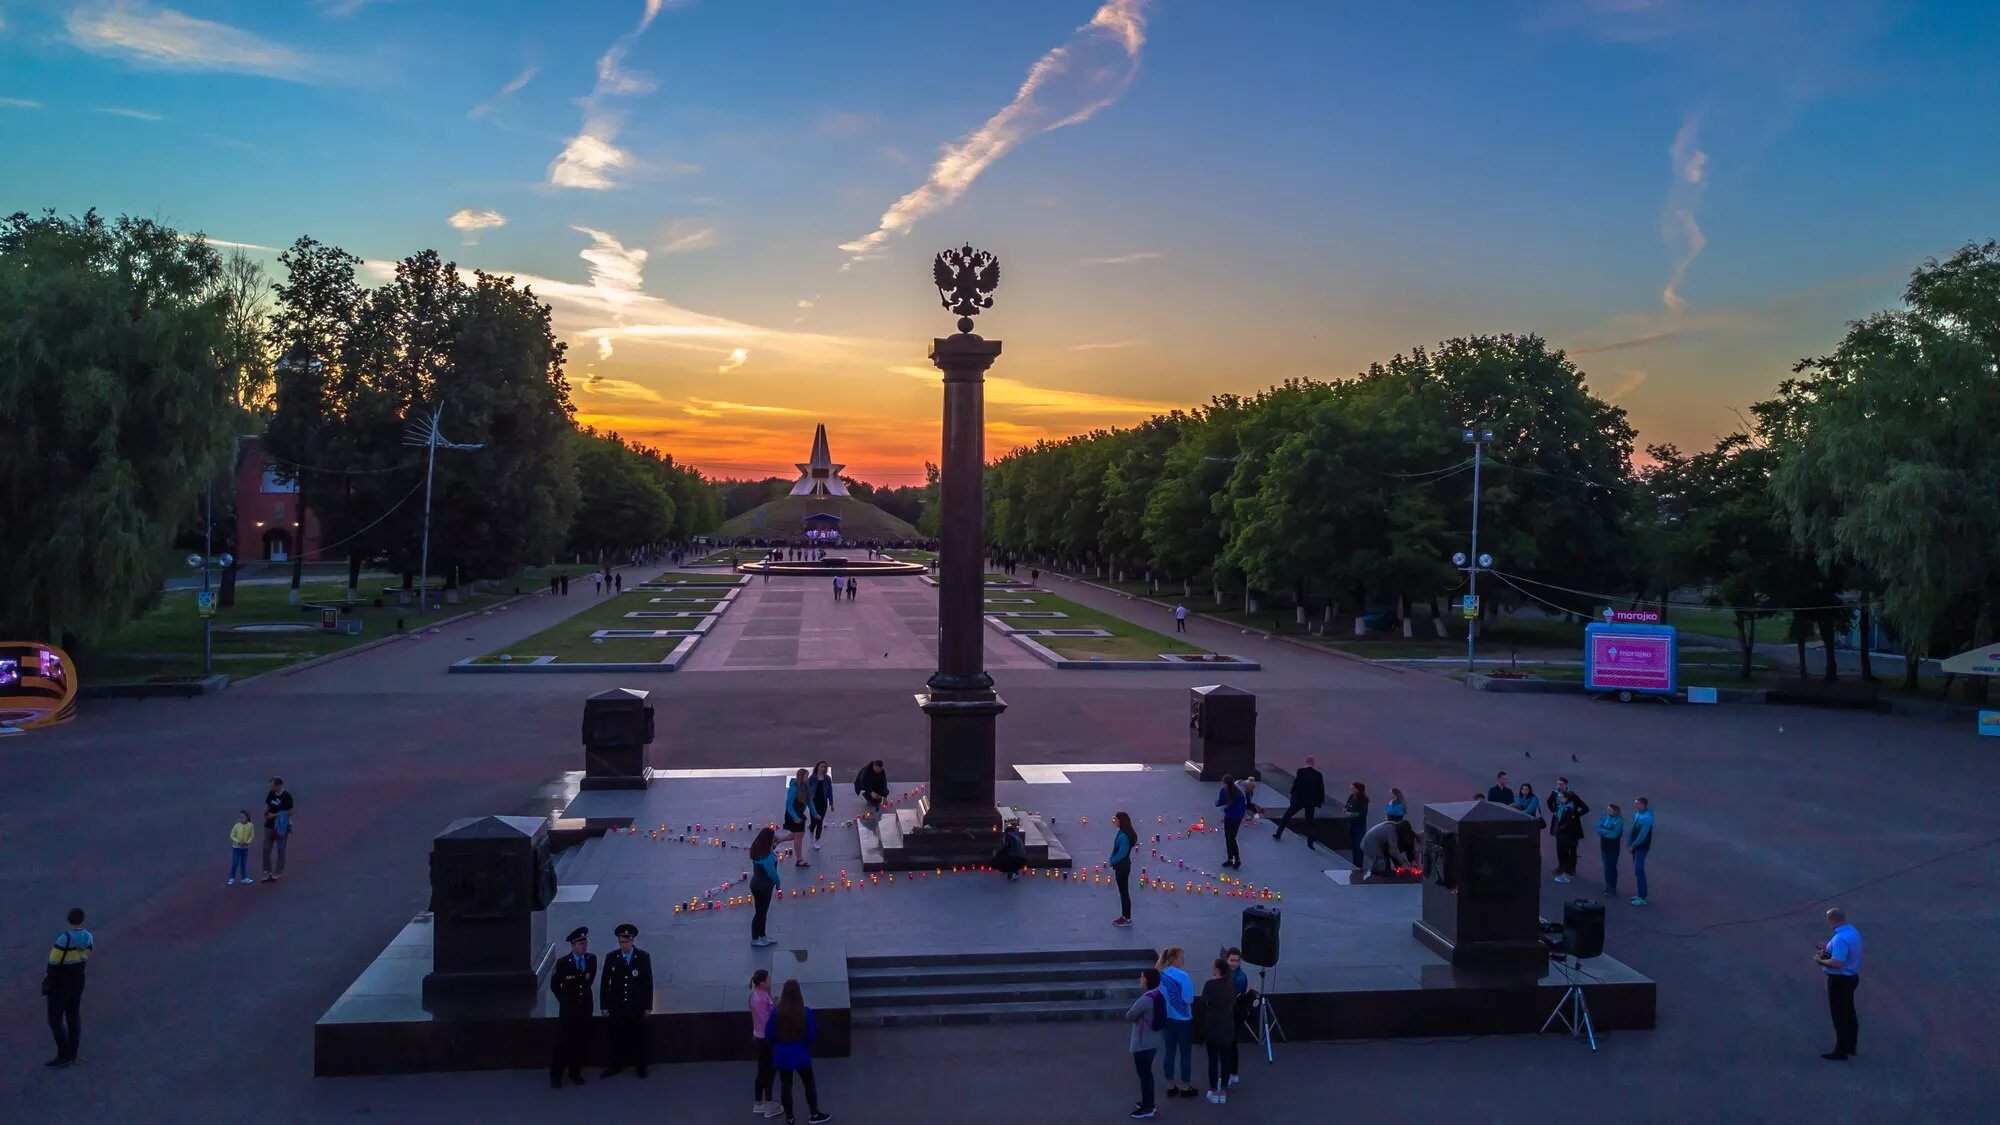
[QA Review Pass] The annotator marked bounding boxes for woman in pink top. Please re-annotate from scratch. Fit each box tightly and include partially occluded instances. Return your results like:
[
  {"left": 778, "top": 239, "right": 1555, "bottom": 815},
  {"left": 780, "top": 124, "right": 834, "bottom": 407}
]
[{"left": 750, "top": 969, "right": 779, "bottom": 1117}]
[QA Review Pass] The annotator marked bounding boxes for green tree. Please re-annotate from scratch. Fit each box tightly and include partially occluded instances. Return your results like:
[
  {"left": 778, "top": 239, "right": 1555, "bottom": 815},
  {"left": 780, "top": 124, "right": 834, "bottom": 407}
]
[
  {"left": 569, "top": 429, "right": 675, "bottom": 558},
  {"left": 0, "top": 210, "right": 233, "bottom": 647}
]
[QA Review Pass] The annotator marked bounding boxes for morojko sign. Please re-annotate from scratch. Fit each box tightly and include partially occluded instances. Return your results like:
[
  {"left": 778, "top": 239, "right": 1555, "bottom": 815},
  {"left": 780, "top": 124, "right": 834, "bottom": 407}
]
[
  {"left": 1603, "top": 609, "right": 1663, "bottom": 624},
  {"left": 1939, "top": 644, "right": 2000, "bottom": 678},
  {"left": 1583, "top": 622, "right": 1677, "bottom": 696}
]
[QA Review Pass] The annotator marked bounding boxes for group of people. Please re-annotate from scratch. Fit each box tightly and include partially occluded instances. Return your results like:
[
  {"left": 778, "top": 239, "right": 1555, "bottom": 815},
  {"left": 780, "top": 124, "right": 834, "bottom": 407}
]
[
  {"left": 829, "top": 575, "right": 861, "bottom": 601},
  {"left": 1124, "top": 945, "right": 1258, "bottom": 1116},
  {"left": 543, "top": 567, "right": 624, "bottom": 597},
  {"left": 1481, "top": 771, "right": 1654, "bottom": 906},
  {"left": 747, "top": 761, "right": 892, "bottom": 947}
]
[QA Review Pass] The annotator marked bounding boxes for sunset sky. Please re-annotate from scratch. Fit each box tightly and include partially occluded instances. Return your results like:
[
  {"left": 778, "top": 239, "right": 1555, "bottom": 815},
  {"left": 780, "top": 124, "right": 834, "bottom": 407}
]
[{"left": 4, "top": 1, "right": 1997, "bottom": 483}]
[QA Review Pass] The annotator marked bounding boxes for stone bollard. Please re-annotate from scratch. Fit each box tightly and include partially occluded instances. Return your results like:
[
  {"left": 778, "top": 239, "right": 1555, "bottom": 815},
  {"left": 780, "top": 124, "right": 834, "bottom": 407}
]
[{"left": 423, "top": 815, "right": 556, "bottom": 1003}]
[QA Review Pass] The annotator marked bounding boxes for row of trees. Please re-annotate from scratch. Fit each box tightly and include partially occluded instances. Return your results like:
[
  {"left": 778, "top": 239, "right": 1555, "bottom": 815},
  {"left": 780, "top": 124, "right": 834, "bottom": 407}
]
[
  {"left": 0, "top": 210, "right": 723, "bottom": 650},
  {"left": 987, "top": 334, "right": 1636, "bottom": 631},
  {"left": 982, "top": 243, "right": 2000, "bottom": 693}
]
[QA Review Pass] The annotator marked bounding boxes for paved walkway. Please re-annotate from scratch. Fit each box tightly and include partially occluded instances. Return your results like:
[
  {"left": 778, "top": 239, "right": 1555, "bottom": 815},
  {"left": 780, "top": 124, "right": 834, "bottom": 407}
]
[{"left": 685, "top": 574, "right": 1038, "bottom": 672}]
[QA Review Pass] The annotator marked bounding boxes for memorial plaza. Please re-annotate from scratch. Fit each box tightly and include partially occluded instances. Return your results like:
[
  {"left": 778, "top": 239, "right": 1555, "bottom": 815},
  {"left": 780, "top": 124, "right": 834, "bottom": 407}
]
[{"left": 8, "top": 561, "right": 1997, "bottom": 1123}]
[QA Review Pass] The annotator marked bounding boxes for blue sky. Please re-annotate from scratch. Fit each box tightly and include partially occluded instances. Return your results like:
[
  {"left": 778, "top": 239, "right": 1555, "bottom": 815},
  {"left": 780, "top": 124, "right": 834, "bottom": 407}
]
[{"left": 3, "top": 0, "right": 1997, "bottom": 481}]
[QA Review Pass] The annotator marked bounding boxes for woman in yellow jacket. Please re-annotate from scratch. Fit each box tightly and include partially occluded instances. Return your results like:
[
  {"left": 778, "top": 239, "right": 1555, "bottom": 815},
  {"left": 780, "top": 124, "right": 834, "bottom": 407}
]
[{"left": 228, "top": 810, "right": 255, "bottom": 885}]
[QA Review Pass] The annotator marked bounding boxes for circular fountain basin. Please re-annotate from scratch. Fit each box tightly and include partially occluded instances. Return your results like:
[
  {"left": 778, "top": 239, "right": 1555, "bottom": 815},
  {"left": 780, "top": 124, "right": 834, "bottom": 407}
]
[{"left": 735, "top": 556, "right": 930, "bottom": 577}]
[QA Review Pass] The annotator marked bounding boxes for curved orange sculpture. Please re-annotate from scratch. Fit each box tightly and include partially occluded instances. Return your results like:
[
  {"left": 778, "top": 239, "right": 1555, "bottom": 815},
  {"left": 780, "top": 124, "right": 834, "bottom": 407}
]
[{"left": 0, "top": 642, "right": 78, "bottom": 733}]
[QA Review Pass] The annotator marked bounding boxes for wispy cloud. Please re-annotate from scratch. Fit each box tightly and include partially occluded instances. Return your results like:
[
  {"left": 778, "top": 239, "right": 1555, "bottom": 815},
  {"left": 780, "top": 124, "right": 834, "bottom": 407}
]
[
  {"left": 1603, "top": 369, "right": 1651, "bottom": 401},
  {"left": 67, "top": 2, "right": 318, "bottom": 82},
  {"left": 684, "top": 397, "right": 805, "bottom": 418},
  {"left": 657, "top": 220, "right": 716, "bottom": 255},
  {"left": 817, "top": 109, "right": 875, "bottom": 141},
  {"left": 0, "top": 97, "right": 41, "bottom": 110},
  {"left": 887, "top": 365, "right": 1175, "bottom": 417},
  {"left": 447, "top": 208, "right": 507, "bottom": 244},
  {"left": 548, "top": 2, "right": 682, "bottom": 190},
  {"left": 505, "top": 226, "right": 877, "bottom": 369},
  {"left": 96, "top": 105, "right": 163, "bottom": 120},
  {"left": 1069, "top": 339, "right": 1143, "bottom": 351},
  {"left": 468, "top": 60, "right": 536, "bottom": 119},
  {"left": 316, "top": 0, "right": 392, "bottom": 16},
  {"left": 717, "top": 347, "right": 748, "bottom": 373},
  {"left": 839, "top": 0, "right": 1151, "bottom": 262},
  {"left": 1661, "top": 116, "right": 1708, "bottom": 312},
  {"left": 579, "top": 376, "right": 668, "bottom": 405},
  {"left": 1079, "top": 251, "right": 1160, "bottom": 266},
  {"left": 190, "top": 235, "right": 280, "bottom": 252}
]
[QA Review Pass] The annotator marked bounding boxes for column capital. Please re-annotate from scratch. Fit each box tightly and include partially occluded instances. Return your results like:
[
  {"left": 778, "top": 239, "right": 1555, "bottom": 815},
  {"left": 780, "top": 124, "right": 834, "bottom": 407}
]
[{"left": 930, "top": 334, "right": 1003, "bottom": 378}]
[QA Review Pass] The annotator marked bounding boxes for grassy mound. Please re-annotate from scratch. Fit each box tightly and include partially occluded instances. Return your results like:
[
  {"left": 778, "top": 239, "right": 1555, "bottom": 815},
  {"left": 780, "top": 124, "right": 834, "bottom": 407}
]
[{"left": 713, "top": 494, "right": 921, "bottom": 541}]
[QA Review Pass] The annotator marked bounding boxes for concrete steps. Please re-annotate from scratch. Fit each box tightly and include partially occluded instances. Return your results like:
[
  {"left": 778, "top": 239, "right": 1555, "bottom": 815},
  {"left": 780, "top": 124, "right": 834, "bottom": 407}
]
[
  {"left": 848, "top": 947, "right": 1155, "bottom": 1028},
  {"left": 856, "top": 805, "right": 1073, "bottom": 872}
]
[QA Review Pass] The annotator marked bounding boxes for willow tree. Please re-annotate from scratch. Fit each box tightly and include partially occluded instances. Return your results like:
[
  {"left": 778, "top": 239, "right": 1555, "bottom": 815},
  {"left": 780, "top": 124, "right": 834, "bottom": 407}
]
[{"left": 0, "top": 210, "right": 233, "bottom": 648}]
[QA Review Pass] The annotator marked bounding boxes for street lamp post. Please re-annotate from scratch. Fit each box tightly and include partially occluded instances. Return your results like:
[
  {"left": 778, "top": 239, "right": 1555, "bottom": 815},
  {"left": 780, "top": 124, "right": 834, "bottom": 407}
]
[
  {"left": 403, "top": 406, "right": 484, "bottom": 613},
  {"left": 1457, "top": 427, "right": 1494, "bottom": 673}
]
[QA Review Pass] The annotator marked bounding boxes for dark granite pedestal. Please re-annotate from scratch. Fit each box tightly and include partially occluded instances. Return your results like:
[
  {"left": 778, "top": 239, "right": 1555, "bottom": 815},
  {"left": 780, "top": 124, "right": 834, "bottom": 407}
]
[{"left": 857, "top": 799, "right": 1074, "bottom": 872}]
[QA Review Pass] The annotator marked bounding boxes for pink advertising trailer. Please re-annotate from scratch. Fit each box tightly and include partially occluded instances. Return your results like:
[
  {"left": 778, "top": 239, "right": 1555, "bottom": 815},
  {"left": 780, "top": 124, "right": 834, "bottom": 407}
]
[{"left": 1583, "top": 621, "right": 1678, "bottom": 699}]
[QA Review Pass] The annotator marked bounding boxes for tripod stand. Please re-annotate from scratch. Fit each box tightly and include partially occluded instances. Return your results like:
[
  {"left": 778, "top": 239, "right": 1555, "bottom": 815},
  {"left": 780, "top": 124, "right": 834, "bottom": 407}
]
[
  {"left": 1242, "top": 966, "right": 1286, "bottom": 1063},
  {"left": 1538, "top": 956, "right": 1597, "bottom": 1051}
]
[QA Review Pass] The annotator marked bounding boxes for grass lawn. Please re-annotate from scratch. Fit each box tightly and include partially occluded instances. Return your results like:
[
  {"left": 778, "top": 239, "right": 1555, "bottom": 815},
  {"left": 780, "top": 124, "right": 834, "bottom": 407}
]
[
  {"left": 883, "top": 548, "right": 937, "bottom": 562},
  {"left": 990, "top": 588, "right": 1207, "bottom": 661},
  {"left": 636, "top": 573, "right": 748, "bottom": 587},
  {"left": 87, "top": 563, "right": 598, "bottom": 683},
  {"left": 688, "top": 547, "right": 772, "bottom": 566},
  {"left": 476, "top": 581, "right": 741, "bottom": 665}
]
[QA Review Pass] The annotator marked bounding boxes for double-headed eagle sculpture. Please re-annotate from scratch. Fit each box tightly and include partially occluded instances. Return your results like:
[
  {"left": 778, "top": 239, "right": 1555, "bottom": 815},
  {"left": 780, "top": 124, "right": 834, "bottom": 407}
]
[{"left": 933, "top": 244, "right": 1000, "bottom": 334}]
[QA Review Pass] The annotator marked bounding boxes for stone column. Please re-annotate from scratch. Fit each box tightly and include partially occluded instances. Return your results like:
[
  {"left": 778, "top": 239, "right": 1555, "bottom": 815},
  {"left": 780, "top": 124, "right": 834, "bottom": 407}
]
[{"left": 919, "top": 330, "right": 1006, "bottom": 833}]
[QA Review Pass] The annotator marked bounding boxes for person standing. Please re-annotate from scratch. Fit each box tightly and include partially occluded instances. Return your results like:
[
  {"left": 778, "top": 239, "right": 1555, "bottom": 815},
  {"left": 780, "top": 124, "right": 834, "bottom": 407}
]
[
  {"left": 548, "top": 926, "right": 596, "bottom": 1088},
  {"left": 1155, "top": 948, "right": 1197, "bottom": 1099},
  {"left": 599, "top": 922, "right": 653, "bottom": 1078},
  {"left": 1384, "top": 787, "right": 1407, "bottom": 820},
  {"left": 1628, "top": 795, "right": 1654, "bottom": 905},
  {"left": 42, "top": 907, "right": 92, "bottom": 1068},
  {"left": 1549, "top": 781, "right": 1590, "bottom": 884},
  {"left": 847, "top": 576, "right": 858, "bottom": 601},
  {"left": 1124, "top": 968, "right": 1164, "bottom": 1119},
  {"left": 1270, "top": 756, "right": 1325, "bottom": 849},
  {"left": 549, "top": 573, "right": 559, "bottom": 596},
  {"left": 1110, "top": 811, "right": 1137, "bottom": 927},
  {"left": 750, "top": 827, "right": 781, "bottom": 948},
  {"left": 560, "top": 573, "right": 570, "bottom": 595},
  {"left": 853, "top": 760, "right": 889, "bottom": 818},
  {"left": 1596, "top": 802, "right": 1625, "bottom": 897},
  {"left": 1344, "top": 782, "right": 1370, "bottom": 868},
  {"left": 806, "top": 762, "right": 834, "bottom": 852},
  {"left": 1200, "top": 957, "right": 1237, "bottom": 1103},
  {"left": 614, "top": 572, "right": 623, "bottom": 593},
  {"left": 1174, "top": 603, "right": 1188, "bottom": 633},
  {"left": 1815, "top": 908, "right": 1862, "bottom": 1061},
  {"left": 783, "top": 769, "right": 812, "bottom": 869},
  {"left": 749, "top": 970, "right": 780, "bottom": 1117},
  {"left": 1215, "top": 776, "right": 1247, "bottom": 869},
  {"left": 1514, "top": 782, "right": 1540, "bottom": 819},
  {"left": 594, "top": 573, "right": 603, "bottom": 595},
  {"left": 766, "top": 979, "right": 831, "bottom": 1124},
  {"left": 260, "top": 776, "right": 294, "bottom": 882},
  {"left": 228, "top": 810, "right": 254, "bottom": 885},
  {"left": 831, "top": 575, "right": 843, "bottom": 603},
  {"left": 1486, "top": 771, "right": 1513, "bottom": 804}
]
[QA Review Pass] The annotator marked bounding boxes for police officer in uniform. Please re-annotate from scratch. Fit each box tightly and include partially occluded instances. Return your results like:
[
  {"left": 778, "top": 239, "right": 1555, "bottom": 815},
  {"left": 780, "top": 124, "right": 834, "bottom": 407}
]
[
  {"left": 599, "top": 922, "right": 654, "bottom": 1077},
  {"left": 548, "top": 926, "right": 597, "bottom": 1087}
]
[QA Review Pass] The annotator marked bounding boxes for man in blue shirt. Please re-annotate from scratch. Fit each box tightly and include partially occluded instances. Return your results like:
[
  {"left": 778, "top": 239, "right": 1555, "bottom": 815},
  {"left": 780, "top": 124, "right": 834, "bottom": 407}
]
[
  {"left": 1627, "top": 796, "right": 1654, "bottom": 905},
  {"left": 1815, "top": 908, "right": 1862, "bottom": 1060}
]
